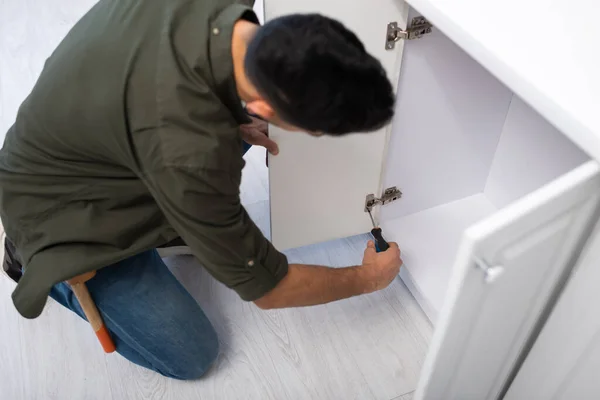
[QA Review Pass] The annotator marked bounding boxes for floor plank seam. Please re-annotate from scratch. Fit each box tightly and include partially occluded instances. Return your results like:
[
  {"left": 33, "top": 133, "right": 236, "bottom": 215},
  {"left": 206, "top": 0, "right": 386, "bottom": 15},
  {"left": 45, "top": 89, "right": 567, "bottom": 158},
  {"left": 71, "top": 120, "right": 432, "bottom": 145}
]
[{"left": 391, "top": 389, "right": 415, "bottom": 400}]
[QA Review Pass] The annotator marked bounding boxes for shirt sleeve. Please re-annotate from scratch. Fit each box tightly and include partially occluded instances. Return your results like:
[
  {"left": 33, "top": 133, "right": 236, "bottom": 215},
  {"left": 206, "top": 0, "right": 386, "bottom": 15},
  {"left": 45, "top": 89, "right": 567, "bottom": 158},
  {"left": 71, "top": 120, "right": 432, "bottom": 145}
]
[{"left": 145, "top": 165, "right": 289, "bottom": 301}]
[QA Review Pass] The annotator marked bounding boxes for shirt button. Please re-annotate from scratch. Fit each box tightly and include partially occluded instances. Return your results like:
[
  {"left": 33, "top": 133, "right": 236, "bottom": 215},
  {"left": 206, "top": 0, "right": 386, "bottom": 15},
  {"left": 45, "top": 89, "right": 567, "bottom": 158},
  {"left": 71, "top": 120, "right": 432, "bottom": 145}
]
[
  {"left": 247, "top": 260, "right": 255, "bottom": 267},
  {"left": 212, "top": 27, "right": 220, "bottom": 35}
]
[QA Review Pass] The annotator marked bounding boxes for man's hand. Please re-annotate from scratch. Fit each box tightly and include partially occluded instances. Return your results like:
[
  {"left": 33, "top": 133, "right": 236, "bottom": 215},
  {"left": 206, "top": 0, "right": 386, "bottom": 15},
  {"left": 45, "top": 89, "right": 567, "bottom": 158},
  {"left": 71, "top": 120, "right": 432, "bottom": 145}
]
[
  {"left": 359, "top": 240, "right": 402, "bottom": 293},
  {"left": 240, "top": 116, "right": 279, "bottom": 155}
]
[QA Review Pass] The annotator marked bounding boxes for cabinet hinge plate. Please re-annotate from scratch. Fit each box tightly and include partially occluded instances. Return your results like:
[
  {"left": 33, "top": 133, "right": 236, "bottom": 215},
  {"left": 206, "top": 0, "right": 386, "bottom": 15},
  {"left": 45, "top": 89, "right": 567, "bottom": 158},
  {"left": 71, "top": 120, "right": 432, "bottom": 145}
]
[
  {"left": 386, "top": 16, "right": 433, "bottom": 50},
  {"left": 365, "top": 186, "right": 402, "bottom": 212}
]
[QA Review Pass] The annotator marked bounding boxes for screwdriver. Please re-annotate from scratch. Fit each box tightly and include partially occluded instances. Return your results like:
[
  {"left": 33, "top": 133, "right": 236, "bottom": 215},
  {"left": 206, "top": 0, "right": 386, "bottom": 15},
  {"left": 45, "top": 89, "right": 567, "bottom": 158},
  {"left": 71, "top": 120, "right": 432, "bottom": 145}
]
[{"left": 367, "top": 208, "right": 389, "bottom": 253}]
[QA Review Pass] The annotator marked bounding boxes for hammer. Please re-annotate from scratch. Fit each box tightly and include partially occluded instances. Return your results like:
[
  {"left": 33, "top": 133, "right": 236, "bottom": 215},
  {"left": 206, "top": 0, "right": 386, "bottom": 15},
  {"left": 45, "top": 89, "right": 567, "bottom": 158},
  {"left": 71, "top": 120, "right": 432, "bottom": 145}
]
[{"left": 67, "top": 271, "right": 116, "bottom": 353}]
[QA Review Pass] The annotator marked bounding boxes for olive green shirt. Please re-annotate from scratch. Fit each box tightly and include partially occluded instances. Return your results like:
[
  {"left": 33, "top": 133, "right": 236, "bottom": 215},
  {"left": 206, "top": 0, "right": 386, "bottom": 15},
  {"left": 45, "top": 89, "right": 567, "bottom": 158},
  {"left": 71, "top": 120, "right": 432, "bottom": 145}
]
[{"left": 0, "top": 0, "right": 288, "bottom": 318}]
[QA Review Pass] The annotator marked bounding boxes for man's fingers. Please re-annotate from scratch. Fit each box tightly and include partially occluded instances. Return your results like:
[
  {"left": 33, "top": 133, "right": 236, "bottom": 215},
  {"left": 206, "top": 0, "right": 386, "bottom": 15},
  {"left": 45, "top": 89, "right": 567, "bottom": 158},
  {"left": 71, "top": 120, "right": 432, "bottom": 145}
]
[
  {"left": 248, "top": 116, "right": 268, "bottom": 132},
  {"left": 257, "top": 136, "right": 279, "bottom": 155},
  {"left": 264, "top": 138, "right": 279, "bottom": 155},
  {"left": 388, "top": 242, "right": 400, "bottom": 251},
  {"left": 247, "top": 128, "right": 279, "bottom": 155},
  {"left": 363, "top": 240, "right": 377, "bottom": 257},
  {"left": 364, "top": 240, "right": 377, "bottom": 260}
]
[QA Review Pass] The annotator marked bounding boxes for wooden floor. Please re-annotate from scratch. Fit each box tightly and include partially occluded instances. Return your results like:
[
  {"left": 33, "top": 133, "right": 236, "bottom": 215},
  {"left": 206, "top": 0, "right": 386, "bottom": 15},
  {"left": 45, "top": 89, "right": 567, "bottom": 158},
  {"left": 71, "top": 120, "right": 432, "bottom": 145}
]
[{"left": 0, "top": 1, "right": 432, "bottom": 399}]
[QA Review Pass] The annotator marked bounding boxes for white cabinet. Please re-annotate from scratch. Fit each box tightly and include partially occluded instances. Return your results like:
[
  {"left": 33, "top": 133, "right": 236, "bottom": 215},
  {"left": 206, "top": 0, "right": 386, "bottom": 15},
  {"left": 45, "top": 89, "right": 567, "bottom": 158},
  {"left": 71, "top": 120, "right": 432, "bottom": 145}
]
[
  {"left": 263, "top": 0, "right": 600, "bottom": 398},
  {"left": 266, "top": 0, "right": 595, "bottom": 317}
]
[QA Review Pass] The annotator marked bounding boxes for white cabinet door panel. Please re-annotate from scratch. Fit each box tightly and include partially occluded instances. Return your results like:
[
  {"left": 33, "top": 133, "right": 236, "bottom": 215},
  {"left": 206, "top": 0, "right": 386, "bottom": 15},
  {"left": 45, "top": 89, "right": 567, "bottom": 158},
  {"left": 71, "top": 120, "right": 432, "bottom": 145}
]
[
  {"left": 416, "top": 161, "right": 600, "bottom": 400},
  {"left": 505, "top": 218, "right": 600, "bottom": 400},
  {"left": 265, "top": 0, "right": 409, "bottom": 249}
]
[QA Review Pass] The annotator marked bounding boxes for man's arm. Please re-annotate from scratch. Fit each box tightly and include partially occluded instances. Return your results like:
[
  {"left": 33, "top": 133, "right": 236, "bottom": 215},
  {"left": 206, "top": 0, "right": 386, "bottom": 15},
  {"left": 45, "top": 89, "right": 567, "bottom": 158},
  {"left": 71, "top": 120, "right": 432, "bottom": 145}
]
[
  {"left": 254, "top": 241, "right": 402, "bottom": 309},
  {"left": 144, "top": 157, "right": 401, "bottom": 308}
]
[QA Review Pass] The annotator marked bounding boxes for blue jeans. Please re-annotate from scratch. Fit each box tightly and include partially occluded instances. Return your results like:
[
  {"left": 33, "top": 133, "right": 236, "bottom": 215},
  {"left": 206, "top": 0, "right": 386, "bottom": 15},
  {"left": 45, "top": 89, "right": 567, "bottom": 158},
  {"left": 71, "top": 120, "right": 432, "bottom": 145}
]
[{"left": 50, "top": 250, "right": 219, "bottom": 380}]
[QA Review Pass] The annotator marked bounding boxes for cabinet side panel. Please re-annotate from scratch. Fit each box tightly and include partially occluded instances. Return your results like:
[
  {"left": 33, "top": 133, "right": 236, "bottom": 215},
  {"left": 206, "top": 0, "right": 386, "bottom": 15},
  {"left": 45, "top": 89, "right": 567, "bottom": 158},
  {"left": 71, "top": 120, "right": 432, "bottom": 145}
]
[
  {"left": 484, "top": 95, "right": 589, "bottom": 209},
  {"left": 381, "top": 12, "right": 512, "bottom": 222}
]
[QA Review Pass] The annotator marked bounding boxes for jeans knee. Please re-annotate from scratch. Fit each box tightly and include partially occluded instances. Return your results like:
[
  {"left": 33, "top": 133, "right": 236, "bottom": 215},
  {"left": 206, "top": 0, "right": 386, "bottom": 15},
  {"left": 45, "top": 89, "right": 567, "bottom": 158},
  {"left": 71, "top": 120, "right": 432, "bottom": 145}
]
[
  {"left": 167, "top": 328, "right": 220, "bottom": 380},
  {"left": 189, "top": 336, "right": 220, "bottom": 380}
]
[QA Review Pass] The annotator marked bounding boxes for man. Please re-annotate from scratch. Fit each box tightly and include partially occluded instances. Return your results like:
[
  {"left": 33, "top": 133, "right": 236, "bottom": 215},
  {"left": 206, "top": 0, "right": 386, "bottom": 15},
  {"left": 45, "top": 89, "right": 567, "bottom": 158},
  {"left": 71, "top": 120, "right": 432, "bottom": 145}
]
[{"left": 0, "top": 0, "right": 402, "bottom": 379}]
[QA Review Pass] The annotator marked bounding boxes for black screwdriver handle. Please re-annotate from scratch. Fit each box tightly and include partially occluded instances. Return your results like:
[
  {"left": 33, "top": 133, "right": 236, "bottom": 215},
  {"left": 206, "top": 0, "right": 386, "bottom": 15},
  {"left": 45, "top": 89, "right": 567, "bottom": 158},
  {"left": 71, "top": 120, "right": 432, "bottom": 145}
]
[{"left": 371, "top": 228, "right": 389, "bottom": 253}]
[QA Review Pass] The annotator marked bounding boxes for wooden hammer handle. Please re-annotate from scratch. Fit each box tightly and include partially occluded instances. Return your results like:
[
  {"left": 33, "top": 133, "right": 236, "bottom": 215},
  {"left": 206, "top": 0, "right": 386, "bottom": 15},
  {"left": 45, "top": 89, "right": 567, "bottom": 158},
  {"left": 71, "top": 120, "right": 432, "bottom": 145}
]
[{"left": 68, "top": 273, "right": 116, "bottom": 353}]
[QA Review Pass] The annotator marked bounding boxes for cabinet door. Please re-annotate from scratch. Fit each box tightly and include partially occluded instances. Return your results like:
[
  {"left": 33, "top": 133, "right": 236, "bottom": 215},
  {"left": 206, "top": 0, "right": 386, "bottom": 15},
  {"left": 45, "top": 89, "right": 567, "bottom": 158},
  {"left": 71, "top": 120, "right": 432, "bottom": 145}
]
[
  {"left": 265, "top": 0, "right": 409, "bottom": 249},
  {"left": 415, "top": 161, "right": 600, "bottom": 400},
  {"left": 504, "top": 218, "right": 600, "bottom": 400}
]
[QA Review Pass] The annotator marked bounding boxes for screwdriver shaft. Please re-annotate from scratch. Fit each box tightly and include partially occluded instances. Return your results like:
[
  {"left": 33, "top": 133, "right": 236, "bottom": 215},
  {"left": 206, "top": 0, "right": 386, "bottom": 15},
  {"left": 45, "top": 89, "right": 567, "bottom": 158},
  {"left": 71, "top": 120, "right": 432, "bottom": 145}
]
[{"left": 367, "top": 208, "right": 377, "bottom": 228}]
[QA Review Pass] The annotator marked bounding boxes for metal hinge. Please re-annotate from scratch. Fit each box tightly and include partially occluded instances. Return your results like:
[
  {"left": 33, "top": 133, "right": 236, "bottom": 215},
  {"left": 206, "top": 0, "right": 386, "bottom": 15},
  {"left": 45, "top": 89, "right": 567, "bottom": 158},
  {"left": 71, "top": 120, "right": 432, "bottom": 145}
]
[
  {"left": 386, "top": 16, "right": 433, "bottom": 50},
  {"left": 365, "top": 186, "right": 402, "bottom": 212}
]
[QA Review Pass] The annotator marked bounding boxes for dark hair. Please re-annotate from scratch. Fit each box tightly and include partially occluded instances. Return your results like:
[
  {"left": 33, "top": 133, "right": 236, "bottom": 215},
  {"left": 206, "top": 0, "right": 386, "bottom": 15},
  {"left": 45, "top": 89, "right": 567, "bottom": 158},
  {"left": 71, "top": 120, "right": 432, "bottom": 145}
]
[{"left": 245, "top": 14, "right": 395, "bottom": 135}]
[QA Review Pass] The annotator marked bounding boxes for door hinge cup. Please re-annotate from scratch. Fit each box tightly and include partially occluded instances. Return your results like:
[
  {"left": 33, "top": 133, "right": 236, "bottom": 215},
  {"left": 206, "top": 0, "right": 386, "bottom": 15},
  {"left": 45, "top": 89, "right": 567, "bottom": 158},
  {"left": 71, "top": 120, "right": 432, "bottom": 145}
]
[
  {"left": 365, "top": 187, "right": 402, "bottom": 212},
  {"left": 386, "top": 16, "right": 433, "bottom": 50}
]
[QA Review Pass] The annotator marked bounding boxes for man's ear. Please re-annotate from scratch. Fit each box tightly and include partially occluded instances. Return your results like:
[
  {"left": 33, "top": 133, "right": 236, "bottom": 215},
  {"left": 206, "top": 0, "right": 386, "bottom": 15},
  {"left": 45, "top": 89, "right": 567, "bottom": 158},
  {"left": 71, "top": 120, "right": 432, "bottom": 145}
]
[{"left": 245, "top": 100, "right": 275, "bottom": 121}]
